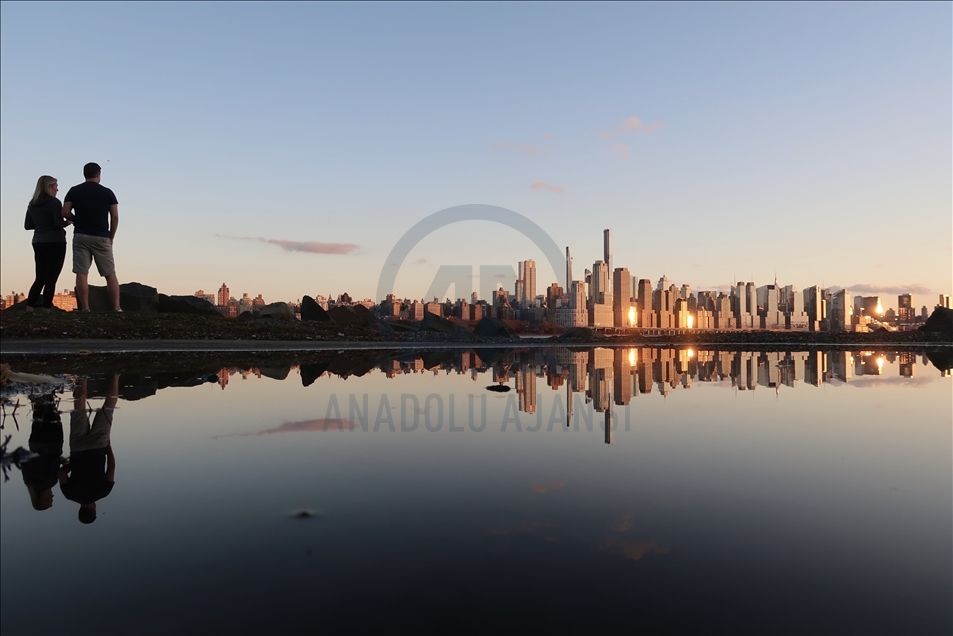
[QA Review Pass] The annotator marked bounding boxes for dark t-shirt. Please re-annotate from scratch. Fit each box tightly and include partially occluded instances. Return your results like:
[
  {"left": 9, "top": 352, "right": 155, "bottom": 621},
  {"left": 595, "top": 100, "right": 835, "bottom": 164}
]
[
  {"left": 60, "top": 448, "right": 114, "bottom": 505},
  {"left": 64, "top": 182, "right": 118, "bottom": 238}
]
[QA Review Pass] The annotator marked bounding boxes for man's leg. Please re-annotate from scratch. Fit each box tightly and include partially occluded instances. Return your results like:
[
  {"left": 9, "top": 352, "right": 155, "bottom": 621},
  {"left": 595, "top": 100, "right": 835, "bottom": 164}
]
[
  {"left": 105, "top": 273, "right": 120, "bottom": 311},
  {"left": 75, "top": 273, "right": 89, "bottom": 311},
  {"left": 72, "top": 237, "right": 92, "bottom": 311}
]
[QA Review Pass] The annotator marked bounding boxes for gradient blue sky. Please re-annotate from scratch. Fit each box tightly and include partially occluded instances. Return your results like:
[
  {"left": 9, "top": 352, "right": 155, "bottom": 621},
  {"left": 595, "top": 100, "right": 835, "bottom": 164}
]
[{"left": 1, "top": 2, "right": 950, "bottom": 306}]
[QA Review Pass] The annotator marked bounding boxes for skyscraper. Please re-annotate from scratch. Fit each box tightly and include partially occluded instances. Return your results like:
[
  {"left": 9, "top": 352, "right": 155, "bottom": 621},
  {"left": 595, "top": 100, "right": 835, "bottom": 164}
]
[
  {"left": 613, "top": 267, "right": 631, "bottom": 327},
  {"left": 603, "top": 229, "right": 612, "bottom": 278},
  {"left": 831, "top": 289, "right": 851, "bottom": 331},
  {"left": 518, "top": 260, "right": 536, "bottom": 308},
  {"left": 565, "top": 246, "right": 572, "bottom": 289},
  {"left": 898, "top": 293, "right": 914, "bottom": 324},
  {"left": 217, "top": 283, "right": 229, "bottom": 307}
]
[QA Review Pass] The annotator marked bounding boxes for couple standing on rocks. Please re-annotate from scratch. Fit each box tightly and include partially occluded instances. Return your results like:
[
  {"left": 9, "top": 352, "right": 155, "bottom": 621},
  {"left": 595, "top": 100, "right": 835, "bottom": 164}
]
[{"left": 24, "top": 162, "right": 121, "bottom": 312}]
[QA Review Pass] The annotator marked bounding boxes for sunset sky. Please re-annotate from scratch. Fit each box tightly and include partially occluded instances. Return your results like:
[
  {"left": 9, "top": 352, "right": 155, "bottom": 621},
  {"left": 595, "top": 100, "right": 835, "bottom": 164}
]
[{"left": 1, "top": 3, "right": 950, "bottom": 307}]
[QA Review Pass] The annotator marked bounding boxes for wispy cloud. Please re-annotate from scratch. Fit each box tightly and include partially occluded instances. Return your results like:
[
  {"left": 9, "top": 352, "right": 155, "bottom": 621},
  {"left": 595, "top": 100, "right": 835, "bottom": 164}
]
[
  {"left": 531, "top": 480, "right": 565, "bottom": 493},
  {"left": 601, "top": 537, "right": 669, "bottom": 561},
  {"left": 492, "top": 141, "right": 550, "bottom": 155},
  {"left": 216, "top": 418, "right": 357, "bottom": 438},
  {"left": 530, "top": 181, "right": 564, "bottom": 193},
  {"left": 217, "top": 234, "right": 358, "bottom": 254},
  {"left": 543, "top": 133, "right": 557, "bottom": 140},
  {"left": 490, "top": 520, "right": 554, "bottom": 536},
  {"left": 609, "top": 143, "right": 631, "bottom": 160},
  {"left": 602, "top": 115, "right": 666, "bottom": 139},
  {"left": 609, "top": 513, "right": 635, "bottom": 532},
  {"left": 846, "top": 283, "right": 932, "bottom": 296}
]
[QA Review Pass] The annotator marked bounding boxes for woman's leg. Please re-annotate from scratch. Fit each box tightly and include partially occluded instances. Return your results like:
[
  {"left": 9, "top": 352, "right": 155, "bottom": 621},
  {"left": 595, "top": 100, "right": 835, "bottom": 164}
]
[
  {"left": 40, "top": 243, "right": 67, "bottom": 308},
  {"left": 26, "top": 244, "right": 45, "bottom": 309}
]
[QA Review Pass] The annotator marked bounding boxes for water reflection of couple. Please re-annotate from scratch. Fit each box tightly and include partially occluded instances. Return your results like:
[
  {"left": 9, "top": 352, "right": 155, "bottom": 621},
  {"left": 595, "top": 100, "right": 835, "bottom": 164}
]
[{"left": 21, "top": 375, "right": 117, "bottom": 524}]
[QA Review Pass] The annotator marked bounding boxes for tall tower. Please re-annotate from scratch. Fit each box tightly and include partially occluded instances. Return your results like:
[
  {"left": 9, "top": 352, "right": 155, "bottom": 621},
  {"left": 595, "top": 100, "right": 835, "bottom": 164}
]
[
  {"left": 217, "top": 283, "right": 229, "bottom": 307},
  {"left": 603, "top": 229, "right": 612, "bottom": 278},
  {"left": 565, "top": 246, "right": 572, "bottom": 288},
  {"left": 518, "top": 260, "right": 536, "bottom": 307}
]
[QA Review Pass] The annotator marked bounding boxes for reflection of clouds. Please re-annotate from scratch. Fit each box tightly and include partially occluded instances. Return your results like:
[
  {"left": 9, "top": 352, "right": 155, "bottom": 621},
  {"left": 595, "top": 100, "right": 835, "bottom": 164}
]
[
  {"left": 848, "top": 377, "right": 933, "bottom": 389},
  {"left": 602, "top": 537, "right": 669, "bottom": 561},
  {"left": 490, "top": 520, "right": 554, "bottom": 536},
  {"left": 216, "top": 418, "right": 356, "bottom": 438},
  {"left": 603, "top": 513, "right": 667, "bottom": 560},
  {"left": 609, "top": 513, "right": 634, "bottom": 532},
  {"left": 531, "top": 480, "right": 565, "bottom": 494}
]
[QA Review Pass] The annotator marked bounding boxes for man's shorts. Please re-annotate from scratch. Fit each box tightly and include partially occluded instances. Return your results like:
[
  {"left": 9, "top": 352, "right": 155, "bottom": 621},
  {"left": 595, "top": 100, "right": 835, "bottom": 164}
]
[
  {"left": 72, "top": 234, "right": 115, "bottom": 277},
  {"left": 70, "top": 407, "right": 113, "bottom": 453}
]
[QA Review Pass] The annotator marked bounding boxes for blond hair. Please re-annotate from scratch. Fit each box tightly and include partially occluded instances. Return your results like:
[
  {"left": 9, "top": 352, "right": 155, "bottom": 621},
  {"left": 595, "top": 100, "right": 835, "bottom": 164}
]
[{"left": 30, "top": 175, "right": 57, "bottom": 206}]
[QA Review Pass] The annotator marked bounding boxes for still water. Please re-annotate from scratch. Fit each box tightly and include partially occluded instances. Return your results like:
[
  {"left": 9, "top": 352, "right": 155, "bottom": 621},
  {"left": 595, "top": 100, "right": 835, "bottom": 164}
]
[{"left": 1, "top": 347, "right": 951, "bottom": 635}]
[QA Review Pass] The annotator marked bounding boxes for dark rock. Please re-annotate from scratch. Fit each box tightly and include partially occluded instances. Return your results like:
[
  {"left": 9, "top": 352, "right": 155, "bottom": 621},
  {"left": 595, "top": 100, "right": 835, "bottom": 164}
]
[
  {"left": 327, "top": 306, "right": 364, "bottom": 326},
  {"left": 486, "top": 385, "right": 511, "bottom": 392},
  {"left": 474, "top": 317, "right": 519, "bottom": 339},
  {"left": 239, "top": 311, "right": 255, "bottom": 320},
  {"left": 419, "top": 311, "right": 473, "bottom": 340},
  {"left": 158, "top": 294, "right": 220, "bottom": 316},
  {"left": 258, "top": 302, "right": 296, "bottom": 320},
  {"left": 372, "top": 317, "right": 396, "bottom": 339},
  {"left": 558, "top": 327, "right": 607, "bottom": 341},
  {"left": 920, "top": 306, "right": 953, "bottom": 334},
  {"left": 119, "top": 282, "right": 159, "bottom": 312},
  {"left": 87, "top": 285, "right": 113, "bottom": 312},
  {"left": 85, "top": 282, "right": 158, "bottom": 312},
  {"left": 300, "top": 296, "right": 331, "bottom": 322},
  {"left": 351, "top": 304, "right": 373, "bottom": 322}
]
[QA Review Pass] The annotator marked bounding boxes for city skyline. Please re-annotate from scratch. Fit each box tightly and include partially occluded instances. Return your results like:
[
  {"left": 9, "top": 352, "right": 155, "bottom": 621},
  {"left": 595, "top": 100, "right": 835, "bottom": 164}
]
[{"left": 1, "top": 4, "right": 950, "bottom": 303}]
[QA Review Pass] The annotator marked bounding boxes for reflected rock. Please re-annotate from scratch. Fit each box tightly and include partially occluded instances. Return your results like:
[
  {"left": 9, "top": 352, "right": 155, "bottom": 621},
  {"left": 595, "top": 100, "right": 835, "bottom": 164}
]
[
  {"left": 258, "top": 366, "right": 292, "bottom": 381},
  {"left": 420, "top": 350, "right": 455, "bottom": 370},
  {"left": 117, "top": 373, "right": 159, "bottom": 401},
  {"left": 300, "top": 362, "right": 329, "bottom": 387},
  {"left": 300, "top": 296, "right": 331, "bottom": 322},
  {"left": 926, "top": 348, "right": 953, "bottom": 372}
]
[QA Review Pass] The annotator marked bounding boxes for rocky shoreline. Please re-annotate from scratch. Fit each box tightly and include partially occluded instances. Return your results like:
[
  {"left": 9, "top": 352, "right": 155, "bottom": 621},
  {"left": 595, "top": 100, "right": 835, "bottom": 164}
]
[{"left": 1, "top": 309, "right": 950, "bottom": 348}]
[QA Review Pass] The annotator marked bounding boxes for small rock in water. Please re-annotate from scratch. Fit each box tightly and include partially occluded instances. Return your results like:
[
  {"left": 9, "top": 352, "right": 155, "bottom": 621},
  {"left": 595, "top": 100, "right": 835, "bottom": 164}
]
[
  {"left": 486, "top": 385, "right": 511, "bottom": 393},
  {"left": 292, "top": 509, "right": 315, "bottom": 518}
]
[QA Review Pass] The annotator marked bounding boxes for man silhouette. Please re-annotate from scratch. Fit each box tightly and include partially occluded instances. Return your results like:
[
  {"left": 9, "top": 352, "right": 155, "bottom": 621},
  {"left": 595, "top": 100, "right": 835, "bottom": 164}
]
[
  {"left": 63, "top": 163, "right": 120, "bottom": 311},
  {"left": 59, "top": 376, "right": 117, "bottom": 524}
]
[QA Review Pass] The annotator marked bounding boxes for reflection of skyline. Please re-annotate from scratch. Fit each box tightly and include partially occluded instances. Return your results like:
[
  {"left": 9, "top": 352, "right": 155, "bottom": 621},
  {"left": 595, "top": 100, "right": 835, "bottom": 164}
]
[{"left": 204, "top": 348, "right": 946, "bottom": 416}]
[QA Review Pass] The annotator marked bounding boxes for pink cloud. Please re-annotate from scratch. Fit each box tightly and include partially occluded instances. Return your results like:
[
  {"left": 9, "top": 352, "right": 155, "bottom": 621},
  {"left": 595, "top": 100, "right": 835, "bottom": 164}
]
[
  {"left": 492, "top": 141, "right": 550, "bottom": 155},
  {"left": 846, "top": 283, "right": 932, "bottom": 296},
  {"left": 530, "top": 181, "right": 564, "bottom": 193},
  {"left": 602, "top": 115, "right": 666, "bottom": 139},
  {"left": 218, "top": 234, "right": 358, "bottom": 254},
  {"left": 609, "top": 144, "right": 631, "bottom": 160}
]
